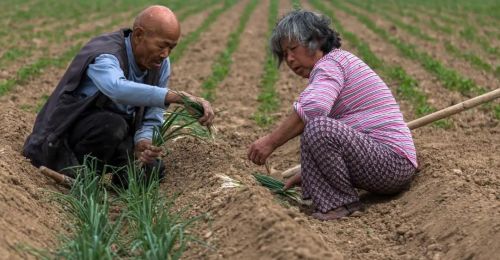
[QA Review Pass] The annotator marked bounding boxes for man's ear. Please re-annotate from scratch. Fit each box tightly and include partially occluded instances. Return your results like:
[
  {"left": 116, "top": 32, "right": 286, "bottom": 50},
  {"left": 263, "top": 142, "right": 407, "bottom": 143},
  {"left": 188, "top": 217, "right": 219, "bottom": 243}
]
[{"left": 133, "top": 26, "right": 145, "bottom": 41}]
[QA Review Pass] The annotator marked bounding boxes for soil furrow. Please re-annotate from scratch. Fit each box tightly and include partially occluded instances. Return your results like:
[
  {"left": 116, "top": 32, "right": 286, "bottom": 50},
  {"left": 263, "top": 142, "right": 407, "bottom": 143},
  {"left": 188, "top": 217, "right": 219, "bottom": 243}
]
[
  {"left": 213, "top": 0, "right": 269, "bottom": 132},
  {"left": 0, "top": 105, "right": 65, "bottom": 259},
  {"left": 169, "top": 0, "right": 248, "bottom": 96}
]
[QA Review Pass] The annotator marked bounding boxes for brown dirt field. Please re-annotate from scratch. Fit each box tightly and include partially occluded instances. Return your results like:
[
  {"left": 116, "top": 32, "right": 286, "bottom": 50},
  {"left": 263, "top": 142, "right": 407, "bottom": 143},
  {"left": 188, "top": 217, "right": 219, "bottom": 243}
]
[
  {"left": 0, "top": 104, "right": 66, "bottom": 259},
  {"left": 169, "top": 0, "right": 250, "bottom": 97},
  {"left": 0, "top": 0, "right": 499, "bottom": 259}
]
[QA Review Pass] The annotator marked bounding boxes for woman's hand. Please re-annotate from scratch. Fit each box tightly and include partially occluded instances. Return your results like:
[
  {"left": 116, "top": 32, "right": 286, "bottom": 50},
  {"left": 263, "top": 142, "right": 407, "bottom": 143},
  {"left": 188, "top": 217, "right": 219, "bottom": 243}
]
[
  {"left": 247, "top": 135, "right": 276, "bottom": 165},
  {"left": 284, "top": 173, "right": 302, "bottom": 190},
  {"left": 135, "top": 140, "right": 162, "bottom": 165}
]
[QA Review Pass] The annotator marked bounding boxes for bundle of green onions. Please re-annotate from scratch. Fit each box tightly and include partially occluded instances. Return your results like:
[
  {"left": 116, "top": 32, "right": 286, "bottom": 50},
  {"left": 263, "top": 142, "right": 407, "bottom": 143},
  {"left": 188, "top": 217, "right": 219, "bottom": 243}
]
[
  {"left": 252, "top": 173, "right": 302, "bottom": 204},
  {"left": 152, "top": 93, "right": 213, "bottom": 146}
]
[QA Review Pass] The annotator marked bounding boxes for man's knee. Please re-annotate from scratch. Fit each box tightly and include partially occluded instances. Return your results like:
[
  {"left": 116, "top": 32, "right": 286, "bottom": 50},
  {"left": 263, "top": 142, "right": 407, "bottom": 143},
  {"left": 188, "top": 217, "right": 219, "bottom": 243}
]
[{"left": 89, "top": 111, "right": 130, "bottom": 142}]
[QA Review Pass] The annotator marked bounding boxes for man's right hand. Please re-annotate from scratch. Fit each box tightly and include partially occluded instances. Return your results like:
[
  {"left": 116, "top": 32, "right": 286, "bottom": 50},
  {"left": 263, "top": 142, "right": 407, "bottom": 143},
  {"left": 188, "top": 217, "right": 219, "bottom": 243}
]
[{"left": 135, "top": 140, "right": 162, "bottom": 165}]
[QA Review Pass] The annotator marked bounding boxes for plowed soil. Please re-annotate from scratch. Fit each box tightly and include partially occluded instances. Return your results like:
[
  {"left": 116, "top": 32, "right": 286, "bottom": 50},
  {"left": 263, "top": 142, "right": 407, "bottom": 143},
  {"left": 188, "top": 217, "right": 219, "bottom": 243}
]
[{"left": 0, "top": 1, "right": 498, "bottom": 259}]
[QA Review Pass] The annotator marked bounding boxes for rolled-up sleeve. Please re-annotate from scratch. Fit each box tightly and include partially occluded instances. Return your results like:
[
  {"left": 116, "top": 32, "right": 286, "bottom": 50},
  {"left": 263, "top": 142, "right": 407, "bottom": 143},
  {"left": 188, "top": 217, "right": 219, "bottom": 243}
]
[{"left": 293, "top": 59, "right": 344, "bottom": 123}]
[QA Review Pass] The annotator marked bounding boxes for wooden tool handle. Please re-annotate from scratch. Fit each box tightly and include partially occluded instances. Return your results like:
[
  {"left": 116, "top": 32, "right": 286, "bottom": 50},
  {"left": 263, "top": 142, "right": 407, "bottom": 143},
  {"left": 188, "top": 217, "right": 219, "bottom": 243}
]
[
  {"left": 408, "top": 88, "right": 500, "bottom": 130},
  {"left": 39, "top": 166, "right": 74, "bottom": 188}
]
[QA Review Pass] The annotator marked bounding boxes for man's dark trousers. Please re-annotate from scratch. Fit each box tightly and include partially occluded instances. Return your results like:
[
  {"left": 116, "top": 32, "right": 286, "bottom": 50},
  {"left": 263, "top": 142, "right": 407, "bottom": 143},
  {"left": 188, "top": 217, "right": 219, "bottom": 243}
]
[{"left": 67, "top": 109, "right": 165, "bottom": 188}]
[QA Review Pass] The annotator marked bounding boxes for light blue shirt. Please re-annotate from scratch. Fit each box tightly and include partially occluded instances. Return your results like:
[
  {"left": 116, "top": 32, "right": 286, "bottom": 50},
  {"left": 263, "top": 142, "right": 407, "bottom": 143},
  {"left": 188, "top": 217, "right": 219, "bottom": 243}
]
[{"left": 76, "top": 35, "right": 170, "bottom": 144}]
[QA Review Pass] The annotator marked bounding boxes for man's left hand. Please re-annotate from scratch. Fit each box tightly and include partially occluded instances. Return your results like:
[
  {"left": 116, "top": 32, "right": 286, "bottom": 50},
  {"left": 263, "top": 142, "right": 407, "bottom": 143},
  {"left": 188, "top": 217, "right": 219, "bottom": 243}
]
[{"left": 194, "top": 97, "right": 215, "bottom": 127}]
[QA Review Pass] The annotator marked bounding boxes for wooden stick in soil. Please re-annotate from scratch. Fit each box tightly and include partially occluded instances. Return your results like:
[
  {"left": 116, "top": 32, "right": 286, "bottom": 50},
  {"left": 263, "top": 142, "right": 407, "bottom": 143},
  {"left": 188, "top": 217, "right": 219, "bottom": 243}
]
[
  {"left": 265, "top": 161, "right": 272, "bottom": 175},
  {"left": 282, "top": 88, "right": 500, "bottom": 178},
  {"left": 39, "top": 166, "right": 74, "bottom": 188}
]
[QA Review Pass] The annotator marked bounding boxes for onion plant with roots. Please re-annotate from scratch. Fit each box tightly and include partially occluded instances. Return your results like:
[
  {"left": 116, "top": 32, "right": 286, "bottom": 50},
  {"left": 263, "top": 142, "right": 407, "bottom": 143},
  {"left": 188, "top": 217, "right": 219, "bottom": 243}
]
[
  {"left": 253, "top": 173, "right": 303, "bottom": 204},
  {"left": 152, "top": 92, "right": 214, "bottom": 147}
]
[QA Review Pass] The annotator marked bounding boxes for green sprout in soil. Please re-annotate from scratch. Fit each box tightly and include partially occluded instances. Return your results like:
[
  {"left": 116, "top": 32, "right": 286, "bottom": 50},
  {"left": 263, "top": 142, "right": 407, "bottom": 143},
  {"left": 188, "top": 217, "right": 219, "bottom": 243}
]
[{"left": 254, "top": 0, "right": 280, "bottom": 127}]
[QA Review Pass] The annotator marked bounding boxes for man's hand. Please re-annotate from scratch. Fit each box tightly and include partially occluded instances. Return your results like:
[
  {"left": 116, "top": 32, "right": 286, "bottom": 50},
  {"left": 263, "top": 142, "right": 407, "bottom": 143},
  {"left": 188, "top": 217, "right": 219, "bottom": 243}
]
[
  {"left": 192, "top": 96, "right": 215, "bottom": 127},
  {"left": 135, "top": 140, "right": 162, "bottom": 165},
  {"left": 247, "top": 135, "right": 276, "bottom": 165},
  {"left": 165, "top": 91, "right": 215, "bottom": 126}
]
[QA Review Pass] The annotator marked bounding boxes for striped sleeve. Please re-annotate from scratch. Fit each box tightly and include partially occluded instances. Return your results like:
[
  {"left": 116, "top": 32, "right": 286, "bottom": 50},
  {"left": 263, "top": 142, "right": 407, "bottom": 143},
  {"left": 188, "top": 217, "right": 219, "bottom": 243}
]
[{"left": 293, "top": 60, "right": 344, "bottom": 123}]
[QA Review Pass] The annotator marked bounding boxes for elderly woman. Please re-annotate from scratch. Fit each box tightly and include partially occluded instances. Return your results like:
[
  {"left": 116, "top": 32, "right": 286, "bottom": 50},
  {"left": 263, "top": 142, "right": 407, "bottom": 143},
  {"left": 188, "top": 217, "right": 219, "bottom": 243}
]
[{"left": 248, "top": 10, "right": 418, "bottom": 221}]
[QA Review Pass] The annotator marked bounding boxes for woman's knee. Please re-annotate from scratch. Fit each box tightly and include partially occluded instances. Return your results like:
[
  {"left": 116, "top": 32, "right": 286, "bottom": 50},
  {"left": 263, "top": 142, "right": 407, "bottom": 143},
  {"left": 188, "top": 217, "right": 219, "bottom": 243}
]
[{"left": 303, "top": 116, "right": 339, "bottom": 145}]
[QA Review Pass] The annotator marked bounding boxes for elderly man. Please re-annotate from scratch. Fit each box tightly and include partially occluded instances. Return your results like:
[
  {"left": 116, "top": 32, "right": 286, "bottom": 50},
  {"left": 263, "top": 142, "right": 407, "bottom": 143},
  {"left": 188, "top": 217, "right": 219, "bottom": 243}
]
[{"left": 23, "top": 5, "right": 214, "bottom": 187}]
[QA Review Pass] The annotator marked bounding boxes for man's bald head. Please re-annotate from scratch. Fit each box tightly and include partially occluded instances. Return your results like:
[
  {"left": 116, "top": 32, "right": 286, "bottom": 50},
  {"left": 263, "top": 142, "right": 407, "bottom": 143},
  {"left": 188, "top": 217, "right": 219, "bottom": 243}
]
[
  {"left": 131, "top": 5, "right": 180, "bottom": 71},
  {"left": 133, "top": 5, "right": 180, "bottom": 38}
]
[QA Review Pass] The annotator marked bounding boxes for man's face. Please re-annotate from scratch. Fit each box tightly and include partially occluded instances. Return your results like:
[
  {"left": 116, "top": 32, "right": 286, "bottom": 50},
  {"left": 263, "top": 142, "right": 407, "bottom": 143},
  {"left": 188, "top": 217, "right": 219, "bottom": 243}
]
[
  {"left": 133, "top": 26, "right": 179, "bottom": 71},
  {"left": 281, "top": 39, "right": 323, "bottom": 78}
]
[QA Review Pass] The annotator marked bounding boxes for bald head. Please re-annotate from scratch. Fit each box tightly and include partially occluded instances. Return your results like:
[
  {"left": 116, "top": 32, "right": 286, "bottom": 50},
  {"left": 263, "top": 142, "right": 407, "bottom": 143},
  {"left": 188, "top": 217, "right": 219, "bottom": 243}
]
[
  {"left": 133, "top": 5, "right": 180, "bottom": 38},
  {"left": 131, "top": 5, "right": 180, "bottom": 71}
]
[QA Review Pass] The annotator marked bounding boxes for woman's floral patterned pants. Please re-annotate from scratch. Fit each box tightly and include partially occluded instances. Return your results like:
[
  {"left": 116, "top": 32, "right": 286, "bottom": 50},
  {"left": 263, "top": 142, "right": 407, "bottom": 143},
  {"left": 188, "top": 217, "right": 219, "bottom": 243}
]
[{"left": 301, "top": 117, "right": 416, "bottom": 213}]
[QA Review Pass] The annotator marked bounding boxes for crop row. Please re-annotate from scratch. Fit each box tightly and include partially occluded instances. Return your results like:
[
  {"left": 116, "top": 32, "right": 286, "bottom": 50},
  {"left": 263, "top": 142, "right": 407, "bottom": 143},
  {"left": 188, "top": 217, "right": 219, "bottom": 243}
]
[
  {"left": 0, "top": 0, "right": 204, "bottom": 71},
  {"left": 169, "top": 0, "right": 230, "bottom": 64},
  {"left": 200, "top": 0, "right": 259, "bottom": 101},
  {"left": 253, "top": 0, "right": 280, "bottom": 126},
  {"left": 395, "top": 0, "right": 499, "bottom": 24}
]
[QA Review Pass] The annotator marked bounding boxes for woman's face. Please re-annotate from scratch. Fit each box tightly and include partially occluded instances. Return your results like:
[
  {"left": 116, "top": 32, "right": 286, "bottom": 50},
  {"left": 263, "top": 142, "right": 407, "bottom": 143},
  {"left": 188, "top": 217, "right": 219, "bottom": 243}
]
[{"left": 281, "top": 39, "right": 324, "bottom": 78}]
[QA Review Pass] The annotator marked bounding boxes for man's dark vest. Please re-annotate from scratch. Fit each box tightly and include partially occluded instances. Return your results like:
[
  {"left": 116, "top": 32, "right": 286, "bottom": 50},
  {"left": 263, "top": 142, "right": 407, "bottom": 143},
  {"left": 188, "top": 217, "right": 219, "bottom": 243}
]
[{"left": 23, "top": 29, "right": 161, "bottom": 170}]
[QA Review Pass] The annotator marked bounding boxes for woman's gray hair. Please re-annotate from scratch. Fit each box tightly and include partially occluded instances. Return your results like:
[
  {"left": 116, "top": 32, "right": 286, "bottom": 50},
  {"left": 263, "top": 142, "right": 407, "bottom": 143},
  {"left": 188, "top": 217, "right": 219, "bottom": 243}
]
[{"left": 270, "top": 10, "right": 341, "bottom": 65}]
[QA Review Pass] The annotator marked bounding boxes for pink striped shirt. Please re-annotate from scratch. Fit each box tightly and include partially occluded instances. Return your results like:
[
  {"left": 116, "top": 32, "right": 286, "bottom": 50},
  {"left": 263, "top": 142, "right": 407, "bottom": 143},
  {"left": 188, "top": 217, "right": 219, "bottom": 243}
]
[{"left": 294, "top": 49, "right": 418, "bottom": 167}]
